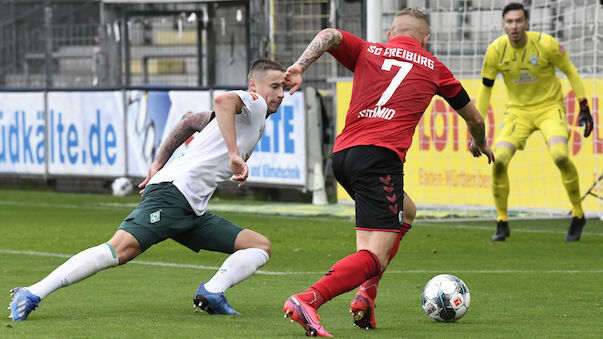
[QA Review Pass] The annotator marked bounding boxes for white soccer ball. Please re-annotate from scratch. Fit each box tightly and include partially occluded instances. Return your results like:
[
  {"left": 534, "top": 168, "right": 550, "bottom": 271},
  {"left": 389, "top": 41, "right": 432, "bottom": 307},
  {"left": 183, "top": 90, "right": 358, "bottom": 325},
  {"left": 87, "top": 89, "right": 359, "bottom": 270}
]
[
  {"left": 111, "top": 177, "right": 133, "bottom": 196},
  {"left": 421, "top": 274, "right": 470, "bottom": 322}
]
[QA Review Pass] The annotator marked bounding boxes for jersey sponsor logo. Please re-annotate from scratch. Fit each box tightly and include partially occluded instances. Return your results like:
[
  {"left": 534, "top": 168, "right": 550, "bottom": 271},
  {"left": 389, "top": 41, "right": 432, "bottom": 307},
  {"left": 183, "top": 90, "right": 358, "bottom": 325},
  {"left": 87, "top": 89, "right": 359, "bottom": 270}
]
[
  {"left": 514, "top": 72, "right": 537, "bottom": 84},
  {"left": 357, "top": 106, "right": 396, "bottom": 120}
]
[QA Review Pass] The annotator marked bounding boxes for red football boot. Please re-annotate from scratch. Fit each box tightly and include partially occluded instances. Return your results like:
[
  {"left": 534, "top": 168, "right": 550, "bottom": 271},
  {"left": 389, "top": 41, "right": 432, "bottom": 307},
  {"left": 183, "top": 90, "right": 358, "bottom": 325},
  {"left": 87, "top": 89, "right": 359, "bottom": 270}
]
[
  {"left": 349, "top": 288, "right": 376, "bottom": 329},
  {"left": 283, "top": 295, "right": 332, "bottom": 337}
]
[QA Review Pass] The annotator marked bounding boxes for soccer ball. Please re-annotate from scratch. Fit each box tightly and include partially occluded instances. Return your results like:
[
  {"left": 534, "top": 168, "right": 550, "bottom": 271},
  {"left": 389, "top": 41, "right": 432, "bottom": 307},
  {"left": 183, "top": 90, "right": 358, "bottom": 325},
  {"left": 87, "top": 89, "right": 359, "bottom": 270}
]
[
  {"left": 111, "top": 177, "right": 133, "bottom": 196},
  {"left": 421, "top": 274, "right": 470, "bottom": 322}
]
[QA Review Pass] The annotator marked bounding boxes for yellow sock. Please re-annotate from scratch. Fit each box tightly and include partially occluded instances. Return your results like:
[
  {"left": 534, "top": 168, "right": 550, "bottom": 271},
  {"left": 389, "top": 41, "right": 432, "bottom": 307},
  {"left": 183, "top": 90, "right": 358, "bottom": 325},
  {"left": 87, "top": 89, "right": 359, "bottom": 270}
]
[
  {"left": 548, "top": 143, "right": 584, "bottom": 218},
  {"left": 492, "top": 147, "right": 513, "bottom": 222}
]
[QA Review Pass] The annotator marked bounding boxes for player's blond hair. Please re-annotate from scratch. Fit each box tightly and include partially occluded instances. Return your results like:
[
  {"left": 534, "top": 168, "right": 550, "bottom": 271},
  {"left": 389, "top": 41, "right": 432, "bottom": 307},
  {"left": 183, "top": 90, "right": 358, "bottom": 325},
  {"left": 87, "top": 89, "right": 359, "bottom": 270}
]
[{"left": 395, "top": 8, "right": 430, "bottom": 28}]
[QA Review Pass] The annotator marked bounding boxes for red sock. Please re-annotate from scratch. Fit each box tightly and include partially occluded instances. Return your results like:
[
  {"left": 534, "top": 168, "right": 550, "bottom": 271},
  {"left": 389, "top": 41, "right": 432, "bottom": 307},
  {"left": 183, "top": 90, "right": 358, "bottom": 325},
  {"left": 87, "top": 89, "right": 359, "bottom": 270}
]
[
  {"left": 357, "top": 224, "right": 411, "bottom": 299},
  {"left": 296, "top": 250, "right": 380, "bottom": 310}
]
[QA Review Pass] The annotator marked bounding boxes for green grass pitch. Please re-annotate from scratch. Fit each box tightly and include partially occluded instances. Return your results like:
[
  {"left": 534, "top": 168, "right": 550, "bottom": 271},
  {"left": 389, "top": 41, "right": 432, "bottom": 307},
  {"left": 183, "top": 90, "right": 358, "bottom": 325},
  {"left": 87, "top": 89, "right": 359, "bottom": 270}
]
[{"left": 1, "top": 189, "right": 601, "bottom": 338}]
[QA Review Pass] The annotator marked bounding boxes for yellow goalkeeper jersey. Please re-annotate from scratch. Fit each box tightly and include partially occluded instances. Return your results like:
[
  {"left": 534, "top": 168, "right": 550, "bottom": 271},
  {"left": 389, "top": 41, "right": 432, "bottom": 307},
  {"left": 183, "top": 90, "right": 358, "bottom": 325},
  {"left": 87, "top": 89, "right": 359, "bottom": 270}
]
[{"left": 481, "top": 31, "right": 585, "bottom": 109}]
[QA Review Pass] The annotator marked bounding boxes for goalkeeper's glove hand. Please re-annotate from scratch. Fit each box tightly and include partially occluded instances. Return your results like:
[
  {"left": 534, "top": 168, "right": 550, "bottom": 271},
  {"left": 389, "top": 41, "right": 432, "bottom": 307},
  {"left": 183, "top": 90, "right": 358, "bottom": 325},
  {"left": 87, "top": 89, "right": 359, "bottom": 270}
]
[{"left": 578, "top": 98, "right": 593, "bottom": 138}]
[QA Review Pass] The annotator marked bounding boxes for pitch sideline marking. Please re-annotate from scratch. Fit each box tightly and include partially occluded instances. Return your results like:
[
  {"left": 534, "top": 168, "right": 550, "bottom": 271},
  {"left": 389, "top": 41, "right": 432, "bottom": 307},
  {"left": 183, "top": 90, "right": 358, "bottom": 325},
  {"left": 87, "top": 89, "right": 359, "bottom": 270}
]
[{"left": 1, "top": 249, "right": 601, "bottom": 275}]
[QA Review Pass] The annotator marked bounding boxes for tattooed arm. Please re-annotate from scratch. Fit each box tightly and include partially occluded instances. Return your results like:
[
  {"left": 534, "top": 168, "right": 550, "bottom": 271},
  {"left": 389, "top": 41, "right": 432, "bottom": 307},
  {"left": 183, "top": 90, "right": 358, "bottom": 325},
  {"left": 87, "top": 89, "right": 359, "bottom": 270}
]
[
  {"left": 283, "top": 28, "right": 343, "bottom": 94},
  {"left": 138, "top": 110, "right": 214, "bottom": 192},
  {"left": 455, "top": 103, "right": 495, "bottom": 164}
]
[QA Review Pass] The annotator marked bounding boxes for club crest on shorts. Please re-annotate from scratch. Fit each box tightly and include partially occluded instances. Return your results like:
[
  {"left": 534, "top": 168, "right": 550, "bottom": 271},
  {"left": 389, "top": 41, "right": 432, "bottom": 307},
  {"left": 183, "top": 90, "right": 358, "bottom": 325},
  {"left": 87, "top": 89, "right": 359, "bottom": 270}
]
[{"left": 150, "top": 210, "right": 161, "bottom": 223}]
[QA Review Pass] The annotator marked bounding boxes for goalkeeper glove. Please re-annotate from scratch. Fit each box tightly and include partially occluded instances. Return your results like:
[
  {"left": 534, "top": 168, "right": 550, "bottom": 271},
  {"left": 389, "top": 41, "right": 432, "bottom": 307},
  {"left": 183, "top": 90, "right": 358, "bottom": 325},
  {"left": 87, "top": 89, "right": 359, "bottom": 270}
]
[{"left": 578, "top": 98, "right": 593, "bottom": 138}]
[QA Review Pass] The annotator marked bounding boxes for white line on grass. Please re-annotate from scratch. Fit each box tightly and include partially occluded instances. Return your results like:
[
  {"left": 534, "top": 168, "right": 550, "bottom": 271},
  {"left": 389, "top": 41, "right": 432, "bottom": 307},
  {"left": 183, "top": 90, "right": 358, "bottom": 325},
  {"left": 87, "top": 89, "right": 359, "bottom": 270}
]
[
  {"left": 421, "top": 223, "right": 603, "bottom": 236},
  {"left": 1, "top": 249, "right": 601, "bottom": 275},
  {"left": 0, "top": 200, "right": 135, "bottom": 210}
]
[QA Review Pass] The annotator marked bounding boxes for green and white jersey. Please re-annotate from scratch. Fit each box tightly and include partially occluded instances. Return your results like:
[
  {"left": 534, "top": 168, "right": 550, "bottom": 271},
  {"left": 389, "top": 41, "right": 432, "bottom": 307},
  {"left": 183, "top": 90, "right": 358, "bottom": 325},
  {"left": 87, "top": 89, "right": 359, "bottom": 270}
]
[{"left": 148, "top": 90, "right": 267, "bottom": 215}]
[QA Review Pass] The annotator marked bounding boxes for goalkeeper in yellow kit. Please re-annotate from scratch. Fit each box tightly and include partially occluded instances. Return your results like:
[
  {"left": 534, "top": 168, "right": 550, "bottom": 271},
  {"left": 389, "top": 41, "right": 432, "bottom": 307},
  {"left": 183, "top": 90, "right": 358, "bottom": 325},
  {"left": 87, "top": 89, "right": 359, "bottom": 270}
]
[{"left": 475, "top": 3, "right": 593, "bottom": 242}]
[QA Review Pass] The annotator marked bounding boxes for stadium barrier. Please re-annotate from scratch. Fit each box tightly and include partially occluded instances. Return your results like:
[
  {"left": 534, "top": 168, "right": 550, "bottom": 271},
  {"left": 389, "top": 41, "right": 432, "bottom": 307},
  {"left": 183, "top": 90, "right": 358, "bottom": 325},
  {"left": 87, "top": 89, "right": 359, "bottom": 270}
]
[{"left": 0, "top": 87, "right": 321, "bottom": 193}]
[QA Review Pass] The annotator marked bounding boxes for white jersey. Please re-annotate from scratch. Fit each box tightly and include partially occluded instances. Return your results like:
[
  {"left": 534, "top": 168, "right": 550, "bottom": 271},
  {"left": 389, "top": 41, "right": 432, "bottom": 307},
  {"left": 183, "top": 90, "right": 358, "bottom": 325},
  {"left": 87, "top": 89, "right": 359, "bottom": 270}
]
[{"left": 148, "top": 90, "right": 267, "bottom": 215}]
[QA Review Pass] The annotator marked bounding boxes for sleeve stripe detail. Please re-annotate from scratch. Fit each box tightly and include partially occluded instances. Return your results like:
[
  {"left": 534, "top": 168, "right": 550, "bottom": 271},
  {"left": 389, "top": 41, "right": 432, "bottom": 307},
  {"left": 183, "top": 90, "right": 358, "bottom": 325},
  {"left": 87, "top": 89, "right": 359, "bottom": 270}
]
[{"left": 482, "top": 78, "right": 495, "bottom": 87}]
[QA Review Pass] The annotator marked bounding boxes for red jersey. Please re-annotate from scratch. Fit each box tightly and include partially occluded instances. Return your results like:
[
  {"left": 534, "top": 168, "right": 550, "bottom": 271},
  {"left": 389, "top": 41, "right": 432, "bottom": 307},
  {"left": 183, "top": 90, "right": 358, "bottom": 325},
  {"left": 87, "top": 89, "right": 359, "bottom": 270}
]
[{"left": 329, "top": 30, "right": 465, "bottom": 162}]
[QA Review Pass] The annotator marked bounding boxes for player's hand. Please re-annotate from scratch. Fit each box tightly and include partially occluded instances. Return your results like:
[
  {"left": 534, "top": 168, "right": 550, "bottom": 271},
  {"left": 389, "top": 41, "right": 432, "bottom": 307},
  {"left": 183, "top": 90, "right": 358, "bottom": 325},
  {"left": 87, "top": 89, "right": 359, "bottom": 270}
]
[
  {"left": 578, "top": 98, "right": 593, "bottom": 138},
  {"left": 138, "top": 161, "right": 162, "bottom": 195},
  {"left": 469, "top": 139, "right": 495, "bottom": 164},
  {"left": 283, "top": 64, "right": 304, "bottom": 95},
  {"left": 230, "top": 153, "right": 249, "bottom": 187}
]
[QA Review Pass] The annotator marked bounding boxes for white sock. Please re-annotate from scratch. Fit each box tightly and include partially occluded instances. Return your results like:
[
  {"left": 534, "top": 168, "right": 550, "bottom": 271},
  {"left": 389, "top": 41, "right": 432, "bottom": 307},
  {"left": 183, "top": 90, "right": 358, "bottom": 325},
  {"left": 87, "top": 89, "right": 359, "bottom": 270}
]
[
  {"left": 204, "top": 248, "right": 269, "bottom": 293},
  {"left": 28, "top": 243, "right": 119, "bottom": 299}
]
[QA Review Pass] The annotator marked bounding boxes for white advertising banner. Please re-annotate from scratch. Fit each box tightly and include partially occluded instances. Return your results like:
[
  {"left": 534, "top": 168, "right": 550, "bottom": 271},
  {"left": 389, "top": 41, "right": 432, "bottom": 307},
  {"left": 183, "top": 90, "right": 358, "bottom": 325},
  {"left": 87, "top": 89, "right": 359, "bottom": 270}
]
[
  {"left": 0, "top": 92, "right": 46, "bottom": 174},
  {"left": 47, "top": 92, "right": 125, "bottom": 176},
  {"left": 125, "top": 90, "right": 213, "bottom": 177},
  {"left": 247, "top": 92, "right": 306, "bottom": 186}
]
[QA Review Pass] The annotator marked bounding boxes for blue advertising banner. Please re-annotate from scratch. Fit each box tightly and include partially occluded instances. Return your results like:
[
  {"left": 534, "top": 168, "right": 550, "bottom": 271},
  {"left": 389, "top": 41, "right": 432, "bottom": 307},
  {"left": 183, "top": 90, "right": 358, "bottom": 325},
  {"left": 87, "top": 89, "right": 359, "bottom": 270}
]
[
  {"left": 0, "top": 92, "right": 46, "bottom": 174},
  {"left": 47, "top": 92, "right": 125, "bottom": 176},
  {"left": 247, "top": 92, "right": 306, "bottom": 186}
]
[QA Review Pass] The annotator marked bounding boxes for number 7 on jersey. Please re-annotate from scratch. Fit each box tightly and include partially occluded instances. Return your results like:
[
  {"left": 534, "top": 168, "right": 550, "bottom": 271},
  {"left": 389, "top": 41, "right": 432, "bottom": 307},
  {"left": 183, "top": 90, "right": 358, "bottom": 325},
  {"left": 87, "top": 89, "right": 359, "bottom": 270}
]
[{"left": 376, "top": 59, "right": 413, "bottom": 107}]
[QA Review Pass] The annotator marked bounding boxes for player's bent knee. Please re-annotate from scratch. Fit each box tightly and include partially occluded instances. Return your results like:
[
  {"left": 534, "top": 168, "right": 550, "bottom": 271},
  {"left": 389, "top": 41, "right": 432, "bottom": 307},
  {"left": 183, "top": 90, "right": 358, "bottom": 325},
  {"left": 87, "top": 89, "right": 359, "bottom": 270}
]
[
  {"left": 234, "top": 229, "right": 272, "bottom": 257},
  {"left": 552, "top": 154, "right": 570, "bottom": 169},
  {"left": 378, "top": 259, "right": 389, "bottom": 272},
  {"left": 108, "top": 230, "right": 142, "bottom": 264},
  {"left": 493, "top": 146, "right": 513, "bottom": 174},
  {"left": 492, "top": 158, "right": 508, "bottom": 176},
  {"left": 548, "top": 143, "right": 572, "bottom": 170},
  {"left": 258, "top": 237, "right": 272, "bottom": 257}
]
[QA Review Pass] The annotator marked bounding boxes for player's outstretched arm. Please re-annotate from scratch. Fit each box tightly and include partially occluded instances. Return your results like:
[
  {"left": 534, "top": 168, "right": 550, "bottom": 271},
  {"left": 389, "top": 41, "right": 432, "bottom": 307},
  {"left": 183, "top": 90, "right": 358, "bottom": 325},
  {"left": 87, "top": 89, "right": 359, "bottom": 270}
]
[
  {"left": 284, "top": 28, "right": 342, "bottom": 94},
  {"left": 214, "top": 92, "right": 248, "bottom": 187},
  {"left": 456, "top": 102, "right": 495, "bottom": 163},
  {"left": 139, "top": 111, "right": 214, "bottom": 192}
]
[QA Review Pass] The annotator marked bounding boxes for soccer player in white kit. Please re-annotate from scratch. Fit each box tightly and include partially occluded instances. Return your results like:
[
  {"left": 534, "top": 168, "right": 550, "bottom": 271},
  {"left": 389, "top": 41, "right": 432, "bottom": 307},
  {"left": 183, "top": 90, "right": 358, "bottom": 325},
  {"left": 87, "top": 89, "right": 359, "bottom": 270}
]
[{"left": 9, "top": 59, "right": 286, "bottom": 321}]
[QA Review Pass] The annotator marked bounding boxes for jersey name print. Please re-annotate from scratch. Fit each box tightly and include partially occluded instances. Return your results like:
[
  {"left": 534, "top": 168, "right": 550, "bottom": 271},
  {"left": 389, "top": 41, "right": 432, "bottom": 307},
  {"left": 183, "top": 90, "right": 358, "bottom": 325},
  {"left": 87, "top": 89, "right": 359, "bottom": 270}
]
[
  {"left": 328, "top": 30, "right": 464, "bottom": 163},
  {"left": 366, "top": 45, "right": 435, "bottom": 70}
]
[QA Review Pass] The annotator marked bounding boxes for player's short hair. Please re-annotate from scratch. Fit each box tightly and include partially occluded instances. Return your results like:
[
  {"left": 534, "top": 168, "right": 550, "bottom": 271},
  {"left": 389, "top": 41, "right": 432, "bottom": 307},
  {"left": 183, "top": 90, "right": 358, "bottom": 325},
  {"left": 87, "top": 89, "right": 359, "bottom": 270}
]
[
  {"left": 395, "top": 8, "right": 430, "bottom": 28},
  {"left": 503, "top": 2, "right": 529, "bottom": 20},
  {"left": 248, "top": 59, "right": 285, "bottom": 82}
]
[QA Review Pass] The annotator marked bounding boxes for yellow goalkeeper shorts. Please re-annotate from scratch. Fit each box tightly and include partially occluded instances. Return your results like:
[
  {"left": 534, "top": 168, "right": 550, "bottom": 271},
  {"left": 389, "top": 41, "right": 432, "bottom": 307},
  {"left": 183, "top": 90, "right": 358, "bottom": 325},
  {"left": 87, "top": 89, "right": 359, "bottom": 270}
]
[{"left": 496, "top": 104, "right": 569, "bottom": 150}]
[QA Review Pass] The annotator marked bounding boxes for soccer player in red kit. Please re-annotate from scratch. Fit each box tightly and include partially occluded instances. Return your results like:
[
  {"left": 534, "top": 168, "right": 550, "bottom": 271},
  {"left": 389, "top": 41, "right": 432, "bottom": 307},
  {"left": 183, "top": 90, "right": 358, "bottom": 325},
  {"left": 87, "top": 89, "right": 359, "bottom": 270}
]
[{"left": 281, "top": 8, "right": 495, "bottom": 337}]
